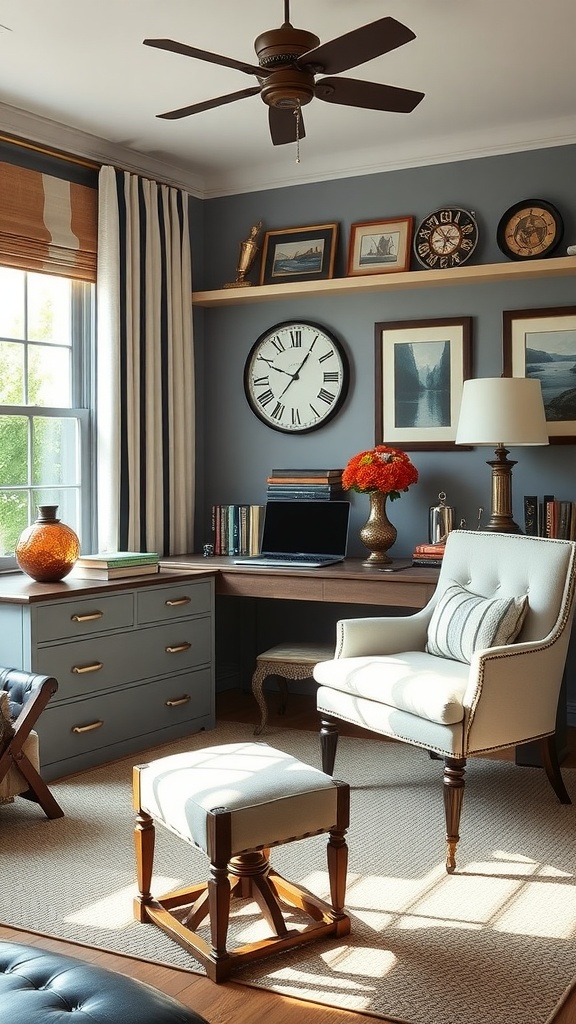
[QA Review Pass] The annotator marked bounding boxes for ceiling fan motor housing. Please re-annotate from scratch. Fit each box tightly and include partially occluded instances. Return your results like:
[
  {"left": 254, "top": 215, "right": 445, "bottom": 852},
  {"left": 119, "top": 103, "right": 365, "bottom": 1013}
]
[{"left": 255, "top": 24, "right": 320, "bottom": 109}]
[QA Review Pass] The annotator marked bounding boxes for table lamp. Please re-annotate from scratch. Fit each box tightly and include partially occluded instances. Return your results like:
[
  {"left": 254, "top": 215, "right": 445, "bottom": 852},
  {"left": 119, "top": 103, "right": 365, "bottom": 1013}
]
[{"left": 455, "top": 377, "right": 548, "bottom": 532}]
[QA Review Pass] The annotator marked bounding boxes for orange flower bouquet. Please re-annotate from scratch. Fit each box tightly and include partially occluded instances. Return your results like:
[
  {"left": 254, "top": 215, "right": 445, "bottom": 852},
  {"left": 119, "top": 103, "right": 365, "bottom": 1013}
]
[{"left": 342, "top": 445, "right": 418, "bottom": 501}]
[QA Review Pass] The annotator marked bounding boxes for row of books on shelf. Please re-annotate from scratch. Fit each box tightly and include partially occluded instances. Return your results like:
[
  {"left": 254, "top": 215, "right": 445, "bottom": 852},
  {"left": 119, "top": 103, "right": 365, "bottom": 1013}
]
[
  {"left": 524, "top": 495, "right": 576, "bottom": 540},
  {"left": 211, "top": 504, "right": 264, "bottom": 556},
  {"left": 266, "top": 467, "right": 345, "bottom": 502},
  {"left": 70, "top": 550, "right": 160, "bottom": 580}
]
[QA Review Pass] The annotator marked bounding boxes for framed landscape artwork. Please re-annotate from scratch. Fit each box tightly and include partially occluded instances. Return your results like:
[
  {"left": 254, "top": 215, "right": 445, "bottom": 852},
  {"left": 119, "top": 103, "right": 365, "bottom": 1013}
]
[
  {"left": 503, "top": 306, "right": 576, "bottom": 443},
  {"left": 259, "top": 223, "right": 338, "bottom": 285},
  {"left": 375, "top": 317, "right": 472, "bottom": 450},
  {"left": 347, "top": 216, "right": 413, "bottom": 276}
]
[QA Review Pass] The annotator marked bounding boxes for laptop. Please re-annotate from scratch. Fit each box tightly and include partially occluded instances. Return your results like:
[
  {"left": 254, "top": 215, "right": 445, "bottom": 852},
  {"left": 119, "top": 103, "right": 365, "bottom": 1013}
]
[{"left": 233, "top": 500, "right": 350, "bottom": 568}]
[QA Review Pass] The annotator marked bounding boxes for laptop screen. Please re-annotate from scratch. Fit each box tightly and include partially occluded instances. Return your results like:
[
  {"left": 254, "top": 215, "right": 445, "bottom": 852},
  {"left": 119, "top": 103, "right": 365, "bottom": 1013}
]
[{"left": 261, "top": 500, "right": 350, "bottom": 557}]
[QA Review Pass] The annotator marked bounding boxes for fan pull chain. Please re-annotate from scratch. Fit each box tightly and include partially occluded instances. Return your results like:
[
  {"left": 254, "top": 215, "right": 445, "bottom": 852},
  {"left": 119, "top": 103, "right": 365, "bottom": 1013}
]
[{"left": 294, "top": 102, "right": 301, "bottom": 164}]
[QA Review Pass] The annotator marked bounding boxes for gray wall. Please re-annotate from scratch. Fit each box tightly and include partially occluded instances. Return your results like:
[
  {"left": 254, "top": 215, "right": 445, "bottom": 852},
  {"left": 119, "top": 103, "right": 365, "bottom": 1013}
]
[{"left": 194, "top": 143, "right": 576, "bottom": 710}]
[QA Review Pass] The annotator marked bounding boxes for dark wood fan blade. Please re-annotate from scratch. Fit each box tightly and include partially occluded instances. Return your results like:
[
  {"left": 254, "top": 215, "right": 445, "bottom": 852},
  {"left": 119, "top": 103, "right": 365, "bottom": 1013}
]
[
  {"left": 158, "top": 87, "right": 261, "bottom": 120},
  {"left": 143, "top": 38, "right": 262, "bottom": 76},
  {"left": 298, "top": 17, "right": 416, "bottom": 75},
  {"left": 315, "top": 77, "right": 424, "bottom": 113},
  {"left": 268, "top": 106, "right": 306, "bottom": 146}
]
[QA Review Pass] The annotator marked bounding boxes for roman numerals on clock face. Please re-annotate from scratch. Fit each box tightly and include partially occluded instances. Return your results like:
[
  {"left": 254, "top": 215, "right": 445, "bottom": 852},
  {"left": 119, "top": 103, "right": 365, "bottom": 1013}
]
[{"left": 244, "top": 320, "right": 350, "bottom": 433}]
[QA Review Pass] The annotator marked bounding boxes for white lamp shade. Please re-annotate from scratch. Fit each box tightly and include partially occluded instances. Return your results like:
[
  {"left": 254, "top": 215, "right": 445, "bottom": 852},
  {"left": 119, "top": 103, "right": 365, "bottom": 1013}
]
[{"left": 456, "top": 377, "right": 549, "bottom": 446}]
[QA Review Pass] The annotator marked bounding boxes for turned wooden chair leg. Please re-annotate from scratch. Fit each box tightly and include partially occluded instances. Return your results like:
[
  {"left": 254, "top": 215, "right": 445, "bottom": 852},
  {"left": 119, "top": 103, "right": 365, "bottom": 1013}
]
[
  {"left": 443, "top": 757, "right": 466, "bottom": 874},
  {"left": 539, "top": 735, "right": 571, "bottom": 804},
  {"left": 320, "top": 718, "right": 339, "bottom": 775}
]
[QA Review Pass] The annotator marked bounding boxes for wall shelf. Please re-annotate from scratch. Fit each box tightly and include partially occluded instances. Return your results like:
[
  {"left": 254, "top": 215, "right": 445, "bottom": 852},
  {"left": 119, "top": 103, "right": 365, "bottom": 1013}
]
[{"left": 192, "top": 255, "right": 576, "bottom": 308}]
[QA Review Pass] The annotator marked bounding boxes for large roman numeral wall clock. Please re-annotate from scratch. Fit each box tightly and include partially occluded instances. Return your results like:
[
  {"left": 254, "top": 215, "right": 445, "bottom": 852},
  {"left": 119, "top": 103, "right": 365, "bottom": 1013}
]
[{"left": 244, "top": 320, "right": 350, "bottom": 433}]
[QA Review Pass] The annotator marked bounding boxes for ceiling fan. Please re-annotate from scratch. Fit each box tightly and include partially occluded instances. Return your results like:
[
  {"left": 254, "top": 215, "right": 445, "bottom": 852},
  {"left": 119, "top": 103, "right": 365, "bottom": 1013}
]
[{"left": 143, "top": 1, "right": 424, "bottom": 146}]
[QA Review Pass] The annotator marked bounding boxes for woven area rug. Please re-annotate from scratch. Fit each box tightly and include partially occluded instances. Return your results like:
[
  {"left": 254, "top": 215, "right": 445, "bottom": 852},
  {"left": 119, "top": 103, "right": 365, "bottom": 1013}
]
[{"left": 1, "top": 720, "right": 575, "bottom": 1024}]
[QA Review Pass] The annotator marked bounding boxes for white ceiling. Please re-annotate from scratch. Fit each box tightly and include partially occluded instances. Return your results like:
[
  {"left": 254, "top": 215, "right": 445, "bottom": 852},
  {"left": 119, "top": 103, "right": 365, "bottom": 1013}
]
[{"left": 0, "top": 0, "right": 575, "bottom": 197}]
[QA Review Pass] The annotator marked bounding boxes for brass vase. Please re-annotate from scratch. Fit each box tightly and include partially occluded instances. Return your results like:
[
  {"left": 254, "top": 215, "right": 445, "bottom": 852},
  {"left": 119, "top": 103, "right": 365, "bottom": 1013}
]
[
  {"left": 359, "top": 491, "right": 397, "bottom": 566},
  {"left": 16, "top": 505, "right": 80, "bottom": 582}
]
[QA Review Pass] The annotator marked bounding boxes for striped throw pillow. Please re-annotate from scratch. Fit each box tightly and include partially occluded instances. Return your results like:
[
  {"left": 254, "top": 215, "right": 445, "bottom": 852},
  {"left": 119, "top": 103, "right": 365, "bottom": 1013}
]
[{"left": 426, "top": 583, "right": 528, "bottom": 664}]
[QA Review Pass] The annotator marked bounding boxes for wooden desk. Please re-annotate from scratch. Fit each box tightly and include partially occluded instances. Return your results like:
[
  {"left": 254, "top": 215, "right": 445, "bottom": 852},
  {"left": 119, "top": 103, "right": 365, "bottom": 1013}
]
[{"left": 159, "top": 556, "right": 439, "bottom": 610}]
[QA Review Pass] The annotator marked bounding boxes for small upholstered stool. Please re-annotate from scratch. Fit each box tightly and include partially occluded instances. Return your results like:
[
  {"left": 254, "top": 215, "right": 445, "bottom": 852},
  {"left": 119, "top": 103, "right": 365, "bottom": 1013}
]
[
  {"left": 133, "top": 741, "right": 350, "bottom": 983},
  {"left": 251, "top": 642, "right": 334, "bottom": 735}
]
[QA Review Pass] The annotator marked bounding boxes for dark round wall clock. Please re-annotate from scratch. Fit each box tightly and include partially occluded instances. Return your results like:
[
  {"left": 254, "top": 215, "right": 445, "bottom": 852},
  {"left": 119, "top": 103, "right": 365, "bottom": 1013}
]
[
  {"left": 243, "top": 320, "right": 350, "bottom": 433},
  {"left": 496, "top": 199, "right": 564, "bottom": 260},
  {"left": 413, "top": 207, "right": 479, "bottom": 269}
]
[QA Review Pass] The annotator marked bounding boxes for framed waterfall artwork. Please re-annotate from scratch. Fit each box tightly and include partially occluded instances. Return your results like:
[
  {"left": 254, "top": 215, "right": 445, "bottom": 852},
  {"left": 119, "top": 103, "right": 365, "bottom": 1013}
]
[
  {"left": 374, "top": 317, "right": 472, "bottom": 450},
  {"left": 503, "top": 306, "right": 576, "bottom": 444},
  {"left": 347, "top": 216, "right": 414, "bottom": 276}
]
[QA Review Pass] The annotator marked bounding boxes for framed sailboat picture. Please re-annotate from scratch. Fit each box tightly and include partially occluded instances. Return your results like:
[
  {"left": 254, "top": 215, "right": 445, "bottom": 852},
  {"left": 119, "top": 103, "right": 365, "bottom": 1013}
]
[
  {"left": 347, "top": 217, "right": 413, "bottom": 276},
  {"left": 259, "top": 223, "right": 338, "bottom": 285}
]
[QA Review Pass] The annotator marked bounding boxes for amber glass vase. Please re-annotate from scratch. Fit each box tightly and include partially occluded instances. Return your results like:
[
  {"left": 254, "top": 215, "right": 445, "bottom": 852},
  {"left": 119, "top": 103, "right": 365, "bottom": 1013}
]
[{"left": 16, "top": 505, "right": 80, "bottom": 582}]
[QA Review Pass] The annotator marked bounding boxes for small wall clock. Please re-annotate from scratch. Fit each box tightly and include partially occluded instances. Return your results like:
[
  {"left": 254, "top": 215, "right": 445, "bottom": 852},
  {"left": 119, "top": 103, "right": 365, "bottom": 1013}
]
[
  {"left": 496, "top": 199, "right": 563, "bottom": 260},
  {"left": 244, "top": 320, "right": 350, "bottom": 433},
  {"left": 414, "top": 207, "right": 479, "bottom": 269}
]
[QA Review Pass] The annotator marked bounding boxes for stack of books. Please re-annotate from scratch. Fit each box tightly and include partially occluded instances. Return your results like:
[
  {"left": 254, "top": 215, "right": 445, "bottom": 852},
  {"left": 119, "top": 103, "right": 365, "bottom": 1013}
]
[
  {"left": 70, "top": 551, "right": 160, "bottom": 580},
  {"left": 211, "top": 504, "right": 264, "bottom": 556},
  {"left": 411, "top": 542, "right": 446, "bottom": 568},
  {"left": 266, "top": 468, "right": 345, "bottom": 501}
]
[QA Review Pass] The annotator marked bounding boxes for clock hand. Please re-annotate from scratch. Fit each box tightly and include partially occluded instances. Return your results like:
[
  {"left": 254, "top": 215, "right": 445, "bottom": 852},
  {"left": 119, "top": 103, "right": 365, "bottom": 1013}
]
[
  {"left": 257, "top": 356, "right": 298, "bottom": 379},
  {"left": 277, "top": 350, "right": 312, "bottom": 399}
]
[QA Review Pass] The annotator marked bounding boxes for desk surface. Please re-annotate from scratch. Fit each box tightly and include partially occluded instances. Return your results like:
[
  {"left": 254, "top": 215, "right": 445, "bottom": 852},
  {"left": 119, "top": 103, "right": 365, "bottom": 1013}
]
[{"left": 159, "top": 555, "right": 439, "bottom": 609}]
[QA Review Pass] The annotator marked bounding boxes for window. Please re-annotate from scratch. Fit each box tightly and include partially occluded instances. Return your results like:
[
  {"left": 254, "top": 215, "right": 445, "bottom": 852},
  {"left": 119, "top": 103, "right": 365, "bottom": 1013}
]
[{"left": 0, "top": 267, "right": 93, "bottom": 564}]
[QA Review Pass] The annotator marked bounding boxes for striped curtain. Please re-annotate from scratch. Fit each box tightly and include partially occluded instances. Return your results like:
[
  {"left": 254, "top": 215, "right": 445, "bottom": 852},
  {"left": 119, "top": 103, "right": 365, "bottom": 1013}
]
[
  {"left": 96, "top": 166, "right": 195, "bottom": 556},
  {"left": 0, "top": 160, "right": 96, "bottom": 280}
]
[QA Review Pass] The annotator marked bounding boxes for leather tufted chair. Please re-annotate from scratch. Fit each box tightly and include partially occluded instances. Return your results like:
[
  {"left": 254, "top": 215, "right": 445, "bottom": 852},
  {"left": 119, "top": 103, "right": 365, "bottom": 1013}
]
[
  {"left": 314, "top": 531, "right": 576, "bottom": 873},
  {"left": 0, "top": 667, "right": 63, "bottom": 817},
  {"left": 0, "top": 941, "right": 209, "bottom": 1024}
]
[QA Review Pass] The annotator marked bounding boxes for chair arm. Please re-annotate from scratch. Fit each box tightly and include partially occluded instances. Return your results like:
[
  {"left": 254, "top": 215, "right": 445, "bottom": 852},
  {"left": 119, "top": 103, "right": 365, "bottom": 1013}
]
[
  {"left": 0, "top": 667, "right": 58, "bottom": 726},
  {"left": 335, "top": 607, "right": 433, "bottom": 658},
  {"left": 463, "top": 639, "right": 568, "bottom": 753}
]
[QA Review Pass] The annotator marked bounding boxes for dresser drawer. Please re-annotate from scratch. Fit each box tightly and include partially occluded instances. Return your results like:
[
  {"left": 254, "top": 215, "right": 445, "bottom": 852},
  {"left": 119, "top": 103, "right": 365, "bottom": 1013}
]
[
  {"left": 34, "top": 592, "right": 134, "bottom": 643},
  {"left": 35, "top": 630, "right": 145, "bottom": 699},
  {"left": 137, "top": 580, "right": 212, "bottom": 624},
  {"left": 131, "top": 616, "right": 212, "bottom": 676},
  {"left": 38, "top": 668, "right": 212, "bottom": 767}
]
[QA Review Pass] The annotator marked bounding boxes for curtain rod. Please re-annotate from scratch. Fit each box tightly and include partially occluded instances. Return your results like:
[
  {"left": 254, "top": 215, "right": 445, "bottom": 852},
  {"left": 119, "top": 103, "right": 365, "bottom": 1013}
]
[{"left": 0, "top": 131, "right": 100, "bottom": 171}]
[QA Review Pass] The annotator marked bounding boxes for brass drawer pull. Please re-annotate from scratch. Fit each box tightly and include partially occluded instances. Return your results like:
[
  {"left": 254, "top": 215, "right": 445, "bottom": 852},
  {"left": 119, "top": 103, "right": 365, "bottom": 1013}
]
[
  {"left": 165, "top": 642, "right": 192, "bottom": 654},
  {"left": 71, "top": 611, "right": 104, "bottom": 623},
  {"left": 165, "top": 596, "right": 192, "bottom": 607},
  {"left": 165, "top": 695, "right": 191, "bottom": 707},
  {"left": 71, "top": 662, "right": 104, "bottom": 674},
  {"left": 72, "top": 720, "right": 104, "bottom": 734}
]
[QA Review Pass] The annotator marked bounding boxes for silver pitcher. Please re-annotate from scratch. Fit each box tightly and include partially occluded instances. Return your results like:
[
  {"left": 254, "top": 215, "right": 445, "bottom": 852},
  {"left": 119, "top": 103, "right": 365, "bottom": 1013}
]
[{"left": 428, "top": 492, "right": 455, "bottom": 544}]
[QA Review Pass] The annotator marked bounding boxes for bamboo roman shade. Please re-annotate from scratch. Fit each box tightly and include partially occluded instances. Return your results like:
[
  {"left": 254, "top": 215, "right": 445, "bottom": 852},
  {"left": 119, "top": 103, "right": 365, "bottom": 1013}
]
[{"left": 0, "top": 160, "right": 97, "bottom": 281}]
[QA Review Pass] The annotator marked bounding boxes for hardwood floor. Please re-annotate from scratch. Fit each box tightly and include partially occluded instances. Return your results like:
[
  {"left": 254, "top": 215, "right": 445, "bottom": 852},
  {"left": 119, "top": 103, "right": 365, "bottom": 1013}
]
[{"left": 2, "top": 690, "right": 574, "bottom": 1023}]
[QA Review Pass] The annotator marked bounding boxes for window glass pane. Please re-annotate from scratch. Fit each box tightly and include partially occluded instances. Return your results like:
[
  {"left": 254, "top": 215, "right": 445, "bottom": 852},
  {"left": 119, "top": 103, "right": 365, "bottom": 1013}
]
[
  {"left": 28, "top": 343, "right": 71, "bottom": 406},
  {"left": 28, "top": 273, "right": 72, "bottom": 345},
  {"left": 0, "top": 415, "right": 29, "bottom": 486},
  {"left": 32, "top": 417, "right": 79, "bottom": 486},
  {"left": 0, "top": 491, "right": 29, "bottom": 556},
  {"left": 0, "top": 267, "right": 25, "bottom": 339},
  {"left": 0, "top": 341, "right": 25, "bottom": 404}
]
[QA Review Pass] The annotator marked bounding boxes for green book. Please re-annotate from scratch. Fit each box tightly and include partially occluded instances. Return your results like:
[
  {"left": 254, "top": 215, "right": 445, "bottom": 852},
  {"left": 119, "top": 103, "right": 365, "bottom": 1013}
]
[{"left": 75, "top": 551, "right": 159, "bottom": 569}]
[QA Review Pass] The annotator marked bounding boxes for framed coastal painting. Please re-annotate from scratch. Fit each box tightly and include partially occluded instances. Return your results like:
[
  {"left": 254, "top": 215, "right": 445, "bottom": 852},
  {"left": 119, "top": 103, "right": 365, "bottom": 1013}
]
[
  {"left": 259, "top": 223, "right": 338, "bottom": 285},
  {"left": 347, "top": 216, "right": 413, "bottom": 276},
  {"left": 375, "top": 316, "right": 472, "bottom": 450},
  {"left": 503, "top": 306, "right": 576, "bottom": 444}
]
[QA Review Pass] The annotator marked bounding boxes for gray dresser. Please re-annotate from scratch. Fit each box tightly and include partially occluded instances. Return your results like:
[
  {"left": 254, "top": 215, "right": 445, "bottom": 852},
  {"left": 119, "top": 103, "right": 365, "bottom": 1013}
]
[{"left": 0, "top": 570, "right": 216, "bottom": 780}]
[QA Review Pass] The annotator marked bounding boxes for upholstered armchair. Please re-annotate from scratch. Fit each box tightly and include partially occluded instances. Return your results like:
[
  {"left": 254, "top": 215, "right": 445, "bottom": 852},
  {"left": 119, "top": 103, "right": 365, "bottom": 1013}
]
[
  {"left": 0, "top": 667, "right": 63, "bottom": 817},
  {"left": 313, "top": 530, "right": 576, "bottom": 873}
]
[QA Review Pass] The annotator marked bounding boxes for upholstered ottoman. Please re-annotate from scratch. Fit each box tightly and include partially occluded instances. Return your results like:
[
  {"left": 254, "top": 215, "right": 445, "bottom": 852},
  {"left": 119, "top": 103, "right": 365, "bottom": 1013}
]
[
  {"left": 133, "top": 741, "right": 350, "bottom": 982},
  {"left": 0, "top": 940, "right": 208, "bottom": 1024}
]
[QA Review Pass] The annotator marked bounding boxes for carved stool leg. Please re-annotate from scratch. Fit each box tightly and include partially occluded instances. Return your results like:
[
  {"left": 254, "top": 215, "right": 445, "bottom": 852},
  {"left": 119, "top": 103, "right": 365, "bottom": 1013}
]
[{"left": 251, "top": 664, "right": 270, "bottom": 736}]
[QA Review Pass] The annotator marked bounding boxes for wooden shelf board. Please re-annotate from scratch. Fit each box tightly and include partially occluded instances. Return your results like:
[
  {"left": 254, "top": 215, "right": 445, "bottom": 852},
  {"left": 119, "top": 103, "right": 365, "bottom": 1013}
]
[{"left": 192, "top": 256, "right": 576, "bottom": 307}]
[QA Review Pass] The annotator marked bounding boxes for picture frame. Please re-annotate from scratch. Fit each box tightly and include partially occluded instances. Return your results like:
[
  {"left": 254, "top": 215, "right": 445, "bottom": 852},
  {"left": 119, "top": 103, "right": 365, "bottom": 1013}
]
[
  {"left": 259, "top": 223, "right": 338, "bottom": 286},
  {"left": 503, "top": 306, "right": 576, "bottom": 444},
  {"left": 375, "top": 317, "right": 472, "bottom": 450},
  {"left": 347, "top": 216, "right": 413, "bottom": 276}
]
